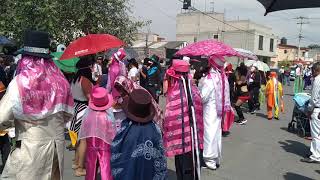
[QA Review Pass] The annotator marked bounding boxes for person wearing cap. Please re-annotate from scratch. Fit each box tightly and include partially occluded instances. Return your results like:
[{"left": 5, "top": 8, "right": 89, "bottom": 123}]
[
  {"left": 110, "top": 89, "right": 167, "bottom": 180},
  {"left": 139, "top": 58, "right": 150, "bottom": 89},
  {"left": 145, "top": 56, "right": 161, "bottom": 102},
  {"left": 163, "top": 59, "right": 204, "bottom": 179},
  {"left": 78, "top": 87, "right": 116, "bottom": 180},
  {"left": 199, "top": 56, "right": 232, "bottom": 170},
  {"left": 0, "top": 30, "right": 74, "bottom": 179},
  {"left": 265, "top": 72, "right": 284, "bottom": 120}
]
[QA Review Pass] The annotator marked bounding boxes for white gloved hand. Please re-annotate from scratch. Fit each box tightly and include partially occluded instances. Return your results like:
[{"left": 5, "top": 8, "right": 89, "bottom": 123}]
[{"left": 249, "top": 79, "right": 254, "bottom": 83}]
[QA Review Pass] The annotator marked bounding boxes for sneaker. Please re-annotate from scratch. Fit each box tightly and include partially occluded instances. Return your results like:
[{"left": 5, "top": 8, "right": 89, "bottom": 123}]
[
  {"left": 249, "top": 110, "right": 256, "bottom": 114},
  {"left": 301, "top": 157, "right": 320, "bottom": 164},
  {"left": 205, "top": 162, "right": 217, "bottom": 170},
  {"left": 238, "top": 119, "right": 247, "bottom": 125}
]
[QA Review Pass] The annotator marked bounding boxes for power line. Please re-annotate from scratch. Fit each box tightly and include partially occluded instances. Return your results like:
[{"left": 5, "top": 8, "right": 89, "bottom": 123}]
[
  {"left": 177, "top": 0, "right": 277, "bottom": 38},
  {"left": 140, "top": 0, "right": 176, "bottom": 22}
]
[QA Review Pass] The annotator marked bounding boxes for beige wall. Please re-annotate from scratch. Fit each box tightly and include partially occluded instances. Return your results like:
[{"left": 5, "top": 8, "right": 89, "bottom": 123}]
[{"left": 176, "top": 12, "right": 225, "bottom": 43}]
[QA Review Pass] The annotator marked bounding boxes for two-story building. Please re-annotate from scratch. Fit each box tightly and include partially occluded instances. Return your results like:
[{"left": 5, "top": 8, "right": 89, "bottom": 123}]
[{"left": 176, "top": 11, "right": 278, "bottom": 64}]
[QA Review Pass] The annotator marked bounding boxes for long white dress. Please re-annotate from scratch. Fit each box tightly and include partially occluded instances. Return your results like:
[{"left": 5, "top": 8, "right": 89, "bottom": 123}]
[
  {"left": 0, "top": 79, "right": 73, "bottom": 180},
  {"left": 198, "top": 69, "right": 222, "bottom": 169}
]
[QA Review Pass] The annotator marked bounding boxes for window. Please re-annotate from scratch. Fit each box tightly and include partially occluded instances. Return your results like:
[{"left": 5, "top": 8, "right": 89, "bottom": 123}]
[
  {"left": 258, "top": 35, "right": 264, "bottom": 50},
  {"left": 213, "top": 34, "right": 219, "bottom": 39},
  {"left": 270, "top": 38, "right": 274, "bottom": 52},
  {"left": 284, "top": 50, "right": 288, "bottom": 54},
  {"left": 302, "top": 52, "right": 306, "bottom": 57}
]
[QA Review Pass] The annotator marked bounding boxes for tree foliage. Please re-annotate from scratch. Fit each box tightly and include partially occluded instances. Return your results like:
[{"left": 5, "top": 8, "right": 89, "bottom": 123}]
[
  {"left": 308, "top": 44, "right": 320, "bottom": 49},
  {"left": 0, "top": 0, "right": 144, "bottom": 46}
]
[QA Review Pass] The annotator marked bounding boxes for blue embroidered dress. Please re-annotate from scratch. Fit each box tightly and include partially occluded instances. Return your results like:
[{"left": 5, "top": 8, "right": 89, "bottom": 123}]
[{"left": 111, "top": 118, "right": 167, "bottom": 180}]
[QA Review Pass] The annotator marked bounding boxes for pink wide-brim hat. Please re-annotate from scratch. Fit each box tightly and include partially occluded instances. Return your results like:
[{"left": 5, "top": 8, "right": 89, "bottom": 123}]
[
  {"left": 172, "top": 59, "right": 190, "bottom": 73},
  {"left": 89, "top": 87, "right": 114, "bottom": 111},
  {"left": 113, "top": 48, "right": 126, "bottom": 61}
]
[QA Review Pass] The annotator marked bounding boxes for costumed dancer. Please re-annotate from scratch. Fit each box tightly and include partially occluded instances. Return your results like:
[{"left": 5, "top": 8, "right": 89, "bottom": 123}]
[
  {"left": 294, "top": 64, "right": 304, "bottom": 94},
  {"left": 163, "top": 59, "right": 204, "bottom": 180},
  {"left": 106, "top": 48, "right": 127, "bottom": 98},
  {"left": 199, "top": 56, "right": 232, "bottom": 170},
  {"left": 265, "top": 72, "right": 284, "bottom": 120},
  {"left": 110, "top": 89, "right": 167, "bottom": 180},
  {"left": 0, "top": 30, "right": 74, "bottom": 179},
  {"left": 78, "top": 87, "right": 116, "bottom": 180}
]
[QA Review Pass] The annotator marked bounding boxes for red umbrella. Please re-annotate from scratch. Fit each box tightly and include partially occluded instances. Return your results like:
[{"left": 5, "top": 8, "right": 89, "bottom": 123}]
[{"left": 60, "top": 34, "right": 125, "bottom": 60}]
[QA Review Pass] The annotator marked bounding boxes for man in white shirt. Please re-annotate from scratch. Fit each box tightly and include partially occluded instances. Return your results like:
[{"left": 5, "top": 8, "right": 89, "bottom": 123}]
[
  {"left": 302, "top": 62, "right": 320, "bottom": 163},
  {"left": 128, "top": 59, "right": 139, "bottom": 82},
  {"left": 92, "top": 56, "right": 103, "bottom": 82}
]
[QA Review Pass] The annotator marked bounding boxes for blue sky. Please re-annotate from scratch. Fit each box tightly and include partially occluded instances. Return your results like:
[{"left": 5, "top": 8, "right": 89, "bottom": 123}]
[{"left": 132, "top": 0, "right": 320, "bottom": 46}]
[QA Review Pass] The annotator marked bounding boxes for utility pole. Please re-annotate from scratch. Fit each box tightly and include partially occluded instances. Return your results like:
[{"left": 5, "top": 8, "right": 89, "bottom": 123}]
[
  {"left": 145, "top": 20, "right": 152, "bottom": 58},
  {"left": 210, "top": 1, "right": 214, "bottom": 13},
  {"left": 295, "top": 16, "right": 309, "bottom": 60}
]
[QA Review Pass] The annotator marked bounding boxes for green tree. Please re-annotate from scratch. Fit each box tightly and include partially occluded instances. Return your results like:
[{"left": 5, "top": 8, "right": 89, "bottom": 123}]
[{"left": 0, "top": 0, "right": 144, "bottom": 46}]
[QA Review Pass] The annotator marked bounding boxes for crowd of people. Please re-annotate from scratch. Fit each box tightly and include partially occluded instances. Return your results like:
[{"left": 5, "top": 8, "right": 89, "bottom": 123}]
[{"left": 0, "top": 30, "right": 320, "bottom": 180}]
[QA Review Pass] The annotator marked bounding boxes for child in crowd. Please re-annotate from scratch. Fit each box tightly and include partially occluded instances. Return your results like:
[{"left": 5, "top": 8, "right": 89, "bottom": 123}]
[{"left": 78, "top": 87, "right": 116, "bottom": 180}]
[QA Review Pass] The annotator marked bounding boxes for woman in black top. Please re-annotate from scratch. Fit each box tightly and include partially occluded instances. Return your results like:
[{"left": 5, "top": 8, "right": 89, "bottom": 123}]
[{"left": 234, "top": 67, "right": 250, "bottom": 125}]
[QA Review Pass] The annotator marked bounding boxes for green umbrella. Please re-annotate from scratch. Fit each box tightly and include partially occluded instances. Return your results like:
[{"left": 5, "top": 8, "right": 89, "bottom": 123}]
[{"left": 51, "top": 52, "right": 80, "bottom": 73}]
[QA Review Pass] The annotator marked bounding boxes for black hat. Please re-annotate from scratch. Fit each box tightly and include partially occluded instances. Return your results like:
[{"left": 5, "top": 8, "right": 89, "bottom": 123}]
[
  {"left": 122, "top": 89, "right": 155, "bottom": 123},
  {"left": 20, "top": 30, "right": 52, "bottom": 59}
]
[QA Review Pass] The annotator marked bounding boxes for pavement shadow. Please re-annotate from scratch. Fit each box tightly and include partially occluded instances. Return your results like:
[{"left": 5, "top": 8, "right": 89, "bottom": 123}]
[
  {"left": 285, "top": 93, "right": 294, "bottom": 97},
  {"left": 283, "top": 172, "right": 314, "bottom": 180},
  {"left": 255, "top": 112, "right": 269, "bottom": 119},
  {"left": 279, "top": 140, "right": 310, "bottom": 158},
  {"left": 168, "top": 169, "right": 176, "bottom": 180},
  {"left": 280, "top": 127, "right": 295, "bottom": 135},
  {"left": 315, "top": 170, "right": 320, "bottom": 174}
]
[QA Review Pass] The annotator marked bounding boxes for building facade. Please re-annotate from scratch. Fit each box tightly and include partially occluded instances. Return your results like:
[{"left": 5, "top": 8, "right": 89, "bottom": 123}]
[
  {"left": 176, "top": 11, "right": 278, "bottom": 64},
  {"left": 271, "top": 44, "right": 311, "bottom": 67}
]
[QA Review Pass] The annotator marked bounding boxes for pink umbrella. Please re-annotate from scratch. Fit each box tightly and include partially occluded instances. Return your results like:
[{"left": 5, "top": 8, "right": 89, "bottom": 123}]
[{"left": 175, "top": 39, "right": 241, "bottom": 57}]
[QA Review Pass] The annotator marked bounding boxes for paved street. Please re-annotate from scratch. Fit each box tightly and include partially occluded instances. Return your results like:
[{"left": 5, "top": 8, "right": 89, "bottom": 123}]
[{"left": 62, "top": 85, "right": 318, "bottom": 180}]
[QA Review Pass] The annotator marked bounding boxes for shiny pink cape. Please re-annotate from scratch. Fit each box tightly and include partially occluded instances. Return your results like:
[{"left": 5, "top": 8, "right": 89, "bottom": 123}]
[
  {"left": 15, "top": 56, "right": 73, "bottom": 120},
  {"left": 78, "top": 108, "right": 116, "bottom": 145}
]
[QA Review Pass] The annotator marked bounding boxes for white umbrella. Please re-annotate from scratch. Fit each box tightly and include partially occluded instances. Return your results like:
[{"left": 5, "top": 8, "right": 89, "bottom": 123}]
[
  {"left": 245, "top": 60, "right": 270, "bottom": 72},
  {"left": 234, "top": 48, "right": 258, "bottom": 60}
]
